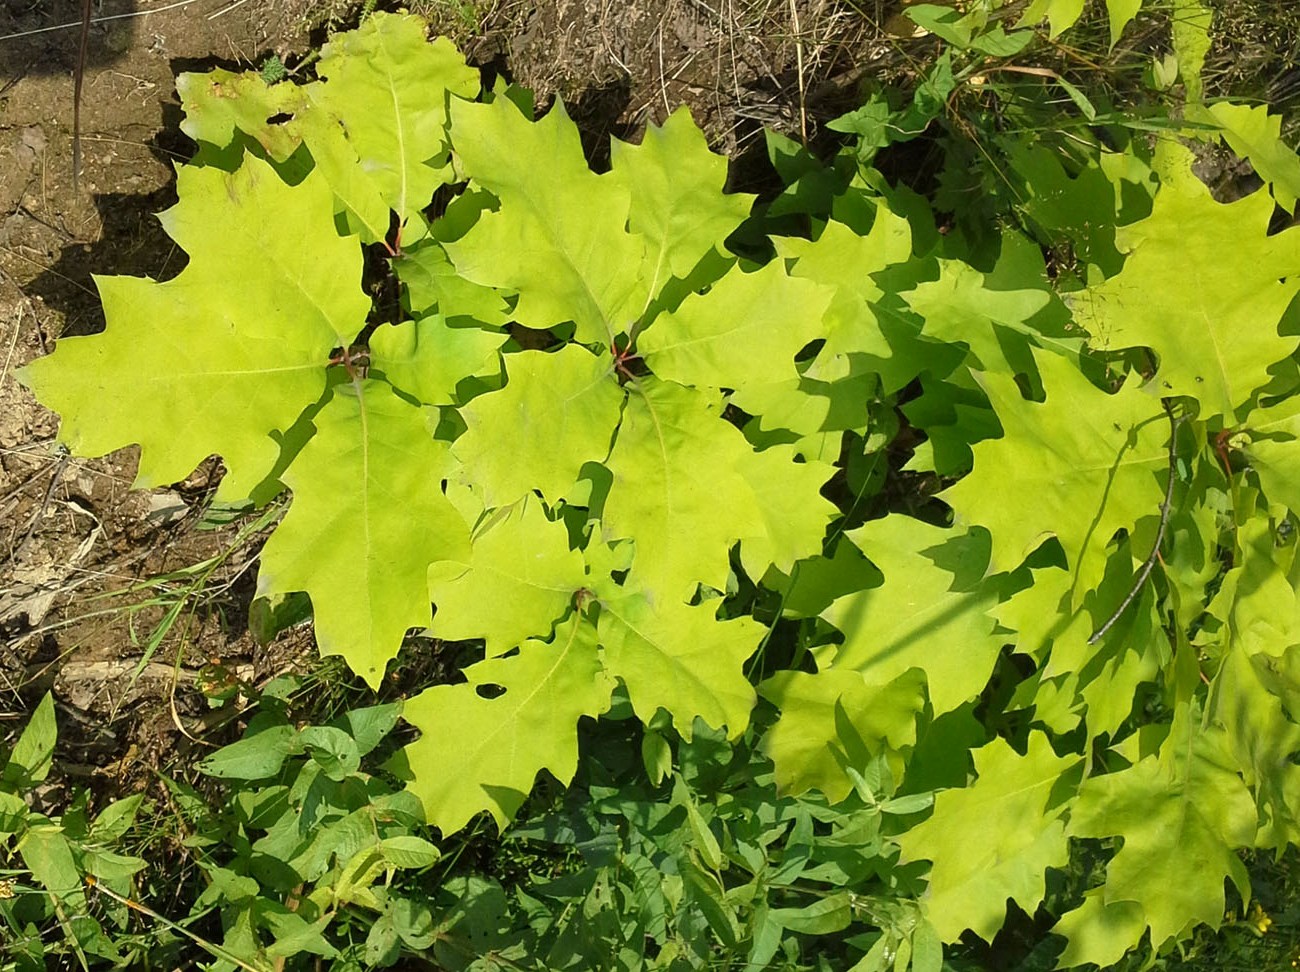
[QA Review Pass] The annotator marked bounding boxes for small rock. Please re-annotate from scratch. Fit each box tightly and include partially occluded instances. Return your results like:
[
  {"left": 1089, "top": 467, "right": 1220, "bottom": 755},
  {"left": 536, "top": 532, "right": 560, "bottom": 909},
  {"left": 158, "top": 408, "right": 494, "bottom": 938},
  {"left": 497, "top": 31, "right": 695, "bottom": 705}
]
[
  {"left": 143, "top": 491, "right": 189, "bottom": 528},
  {"left": 20, "top": 127, "right": 46, "bottom": 154}
]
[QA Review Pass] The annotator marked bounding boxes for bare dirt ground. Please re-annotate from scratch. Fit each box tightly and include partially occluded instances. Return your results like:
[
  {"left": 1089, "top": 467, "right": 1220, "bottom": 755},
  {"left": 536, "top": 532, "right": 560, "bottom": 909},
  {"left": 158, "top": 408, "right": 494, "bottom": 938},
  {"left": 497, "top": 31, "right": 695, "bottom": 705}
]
[{"left": 0, "top": 0, "right": 898, "bottom": 797}]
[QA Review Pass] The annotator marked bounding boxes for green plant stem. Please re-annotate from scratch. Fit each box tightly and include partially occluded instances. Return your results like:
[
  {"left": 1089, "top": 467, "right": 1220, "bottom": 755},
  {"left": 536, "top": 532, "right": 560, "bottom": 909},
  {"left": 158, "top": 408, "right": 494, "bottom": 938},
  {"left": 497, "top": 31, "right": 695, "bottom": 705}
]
[
  {"left": 85, "top": 877, "right": 272, "bottom": 972},
  {"left": 1087, "top": 402, "right": 1184, "bottom": 644}
]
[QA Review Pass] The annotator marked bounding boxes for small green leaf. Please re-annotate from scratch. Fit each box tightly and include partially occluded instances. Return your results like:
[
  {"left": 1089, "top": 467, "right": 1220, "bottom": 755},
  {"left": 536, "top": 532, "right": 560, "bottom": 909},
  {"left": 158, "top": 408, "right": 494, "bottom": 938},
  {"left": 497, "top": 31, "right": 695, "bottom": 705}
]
[
  {"left": 333, "top": 846, "right": 387, "bottom": 909},
  {"left": 1150, "top": 53, "right": 1180, "bottom": 90},
  {"left": 335, "top": 703, "right": 402, "bottom": 758},
  {"left": 299, "top": 726, "right": 361, "bottom": 781},
  {"left": 881, "top": 792, "right": 934, "bottom": 815},
  {"left": 683, "top": 798, "right": 723, "bottom": 871},
  {"left": 364, "top": 908, "right": 401, "bottom": 966},
  {"left": 771, "top": 893, "right": 852, "bottom": 935},
  {"left": 262, "top": 904, "right": 340, "bottom": 959},
  {"left": 196, "top": 863, "right": 261, "bottom": 907},
  {"left": 905, "top": 5, "right": 974, "bottom": 46},
  {"left": 1105, "top": 0, "right": 1142, "bottom": 45},
  {"left": 828, "top": 94, "right": 896, "bottom": 154},
  {"left": 379, "top": 834, "right": 440, "bottom": 869},
  {"left": 81, "top": 848, "right": 147, "bottom": 884},
  {"left": 1172, "top": 0, "right": 1213, "bottom": 101},
  {"left": 641, "top": 730, "right": 673, "bottom": 786},
  {"left": 681, "top": 860, "right": 741, "bottom": 947},
  {"left": 18, "top": 824, "right": 84, "bottom": 905},
  {"left": 89, "top": 795, "right": 145, "bottom": 844},
  {"left": 0, "top": 790, "right": 28, "bottom": 835},
  {"left": 3, "top": 693, "right": 56, "bottom": 788},
  {"left": 1052, "top": 75, "right": 1098, "bottom": 121},
  {"left": 391, "top": 896, "right": 437, "bottom": 949},
  {"left": 1019, "top": 0, "right": 1141, "bottom": 40},
  {"left": 199, "top": 725, "right": 301, "bottom": 780}
]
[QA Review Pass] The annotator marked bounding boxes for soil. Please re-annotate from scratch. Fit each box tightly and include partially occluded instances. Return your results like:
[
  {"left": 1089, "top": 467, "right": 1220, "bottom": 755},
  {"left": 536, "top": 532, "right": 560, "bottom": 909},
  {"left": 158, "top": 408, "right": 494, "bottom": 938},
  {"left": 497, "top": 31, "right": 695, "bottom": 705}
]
[{"left": 0, "top": 0, "right": 897, "bottom": 802}]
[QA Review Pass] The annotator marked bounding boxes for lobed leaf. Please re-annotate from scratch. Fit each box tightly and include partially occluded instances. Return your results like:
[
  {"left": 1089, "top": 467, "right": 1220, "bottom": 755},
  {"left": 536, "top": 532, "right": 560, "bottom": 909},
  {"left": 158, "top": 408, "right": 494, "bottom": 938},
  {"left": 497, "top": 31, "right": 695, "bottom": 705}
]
[
  {"left": 898, "top": 734, "right": 1080, "bottom": 942},
  {"left": 758, "top": 668, "right": 925, "bottom": 802},
  {"left": 607, "top": 106, "right": 755, "bottom": 287},
  {"left": 401, "top": 615, "right": 615, "bottom": 833},
  {"left": 258, "top": 380, "right": 471, "bottom": 688},
  {"left": 1068, "top": 144, "right": 1300, "bottom": 422},
  {"left": 903, "top": 257, "right": 1054, "bottom": 375},
  {"left": 304, "top": 13, "right": 480, "bottom": 230},
  {"left": 594, "top": 583, "right": 762, "bottom": 740},
  {"left": 1204, "top": 101, "right": 1300, "bottom": 211},
  {"left": 1064, "top": 705, "right": 1256, "bottom": 949},
  {"left": 446, "top": 97, "right": 648, "bottom": 346},
  {"left": 821, "top": 517, "right": 1004, "bottom": 715},
  {"left": 601, "top": 378, "right": 764, "bottom": 601},
  {"left": 639, "top": 261, "right": 833, "bottom": 393},
  {"left": 19, "top": 156, "right": 366, "bottom": 502},
  {"left": 176, "top": 68, "right": 302, "bottom": 161},
  {"left": 941, "top": 351, "right": 1169, "bottom": 598}
]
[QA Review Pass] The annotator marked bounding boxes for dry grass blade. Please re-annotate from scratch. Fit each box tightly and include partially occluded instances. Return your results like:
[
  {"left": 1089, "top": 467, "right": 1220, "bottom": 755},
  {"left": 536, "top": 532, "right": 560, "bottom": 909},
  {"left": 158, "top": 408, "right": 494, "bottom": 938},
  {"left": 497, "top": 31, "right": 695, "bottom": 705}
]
[{"left": 72, "top": 0, "right": 91, "bottom": 193}]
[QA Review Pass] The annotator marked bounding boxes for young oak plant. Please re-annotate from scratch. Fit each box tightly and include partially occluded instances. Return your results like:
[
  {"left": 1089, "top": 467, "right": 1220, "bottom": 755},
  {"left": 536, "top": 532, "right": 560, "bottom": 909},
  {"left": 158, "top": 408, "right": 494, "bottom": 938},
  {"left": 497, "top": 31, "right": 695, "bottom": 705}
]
[{"left": 20, "top": 13, "right": 837, "bottom": 837}]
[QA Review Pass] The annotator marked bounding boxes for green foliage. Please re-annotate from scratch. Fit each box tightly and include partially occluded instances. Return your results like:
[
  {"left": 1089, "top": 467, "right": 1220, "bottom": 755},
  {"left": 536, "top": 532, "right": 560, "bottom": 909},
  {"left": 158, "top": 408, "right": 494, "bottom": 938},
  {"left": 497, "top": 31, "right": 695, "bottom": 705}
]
[
  {"left": 257, "top": 379, "right": 472, "bottom": 683},
  {"left": 20, "top": 157, "right": 364, "bottom": 503},
  {"left": 401, "top": 615, "right": 615, "bottom": 834},
  {"left": 177, "top": 693, "right": 443, "bottom": 970},
  {"left": 0, "top": 686, "right": 447, "bottom": 971},
  {"left": 1019, "top": 0, "right": 1142, "bottom": 42},
  {"left": 423, "top": 713, "right": 945, "bottom": 972},
  {"left": 0, "top": 687, "right": 941, "bottom": 972},
  {"left": 902, "top": 0, "right": 1148, "bottom": 50},
  {"left": 18, "top": 8, "right": 1300, "bottom": 971},
  {"left": 0, "top": 696, "right": 148, "bottom": 969}
]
